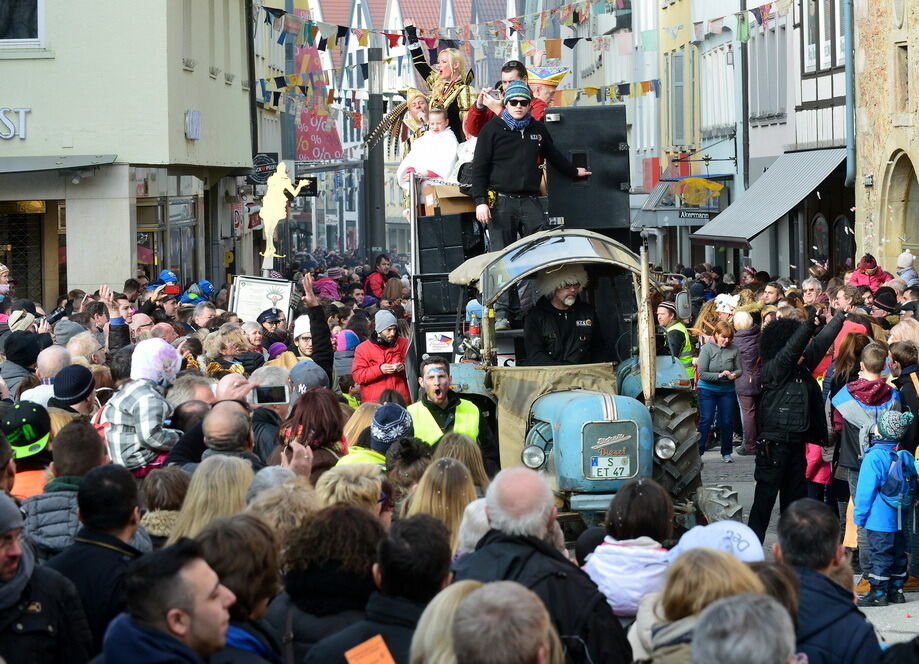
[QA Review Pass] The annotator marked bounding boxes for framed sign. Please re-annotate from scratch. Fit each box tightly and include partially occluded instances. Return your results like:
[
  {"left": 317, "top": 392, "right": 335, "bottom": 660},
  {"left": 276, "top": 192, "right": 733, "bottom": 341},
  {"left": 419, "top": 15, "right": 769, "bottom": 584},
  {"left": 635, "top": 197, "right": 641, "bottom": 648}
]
[{"left": 228, "top": 275, "right": 295, "bottom": 324}]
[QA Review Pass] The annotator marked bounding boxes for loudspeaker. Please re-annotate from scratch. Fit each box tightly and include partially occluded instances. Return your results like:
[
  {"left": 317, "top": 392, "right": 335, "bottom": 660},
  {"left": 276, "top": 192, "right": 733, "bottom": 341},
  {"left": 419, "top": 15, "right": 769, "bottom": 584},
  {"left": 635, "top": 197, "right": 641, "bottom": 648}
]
[
  {"left": 417, "top": 212, "right": 484, "bottom": 273},
  {"left": 544, "top": 105, "right": 630, "bottom": 228},
  {"left": 414, "top": 275, "right": 463, "bottom": 320}
]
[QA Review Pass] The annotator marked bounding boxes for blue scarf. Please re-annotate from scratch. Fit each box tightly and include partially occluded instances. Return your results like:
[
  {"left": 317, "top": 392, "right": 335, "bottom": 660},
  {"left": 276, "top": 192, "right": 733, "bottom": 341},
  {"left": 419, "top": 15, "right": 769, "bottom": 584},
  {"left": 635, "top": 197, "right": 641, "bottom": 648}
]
[
  {"left": 500, "top": 109, "right": 532, "bottom": 131},
  {"left": 225, "top": 623, "right": 282, "bottom": 664}
]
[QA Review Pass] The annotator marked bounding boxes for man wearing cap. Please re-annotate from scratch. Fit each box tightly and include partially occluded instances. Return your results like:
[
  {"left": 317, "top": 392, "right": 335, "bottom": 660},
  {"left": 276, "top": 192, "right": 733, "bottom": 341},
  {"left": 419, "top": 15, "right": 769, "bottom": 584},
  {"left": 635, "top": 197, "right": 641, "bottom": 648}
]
[
  {"left": 352, "top": 310, "right": 411, "bottom": 404},
  {"left": 523, "top": 265, "right": 606, "bottom": 367},
  {"left": 0, "top": 492, "right": 92, "bottom": 663},
  {"left": 47, "top": 364, "right": 96, "bottom": 416},
  {"left": 2, "top": 402, "right": 53, "bottom": 500},
  {"left": 471, "top": 80, "right": 590, "bottom": 330},
  {"left": 1, "top": 330, "right": 43, "bottom": 396},
  {"left": 338, "top": 403, "right": 414, "bottom": 466},
  {"left": 870, "top": 285, "right": 901, "bottom": 328},
  {"left": 463, "top": 61, "right": 552, "bottom": 139},
  {"left": 256, "top": 308, "right": 284, "bottom": 347},
  {"left": 656, "top": 301, "right": 694, "bottom": 380}
]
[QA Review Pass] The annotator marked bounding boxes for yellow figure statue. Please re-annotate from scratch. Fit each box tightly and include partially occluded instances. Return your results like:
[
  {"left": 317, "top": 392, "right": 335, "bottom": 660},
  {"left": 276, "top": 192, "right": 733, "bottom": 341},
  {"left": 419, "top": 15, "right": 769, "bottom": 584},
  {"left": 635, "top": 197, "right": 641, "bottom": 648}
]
[{"left": 259, "top": 162, "right": 308, "bottom": 263}]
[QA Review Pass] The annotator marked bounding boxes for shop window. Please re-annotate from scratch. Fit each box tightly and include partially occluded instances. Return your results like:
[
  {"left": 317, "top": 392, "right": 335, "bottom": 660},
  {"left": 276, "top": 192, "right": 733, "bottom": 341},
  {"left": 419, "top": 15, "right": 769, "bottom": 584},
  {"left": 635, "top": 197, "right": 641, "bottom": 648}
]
[
  {"left": 0, "top": 0, "right": 41, "bottom": 47},
  {"left": 832, "top": 215, "right": 855, "bottom": 273},
  {"left": 811, "top": 214, "right": 829, "bottom": 272},
  {"left": 803, "top": 0, "right": 818, "bottom": 73}
]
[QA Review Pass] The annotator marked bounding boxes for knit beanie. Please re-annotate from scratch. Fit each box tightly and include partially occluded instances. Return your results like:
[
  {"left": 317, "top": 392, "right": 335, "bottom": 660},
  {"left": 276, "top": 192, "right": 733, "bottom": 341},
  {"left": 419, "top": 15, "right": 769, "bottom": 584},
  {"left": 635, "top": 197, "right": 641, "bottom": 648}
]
[
  {"left": 873, "top": 286, "right": 901, "bottom": 314},
  {"left": 857, "top": 254, "right": 878, "bottom": 272},
  {"left": 8, "top": 310, "right": 34, "bottom": 332},
  {"left": 878, "top": 410, "right": 914, "bottom": 442},
  {"left": 335, "top": 329, "right": 360, "bottom": 352},
  {"left": 53, "top": 364, "right": 96, "bottom": 406},
  {"left": 370, "top": 403, "right": 413, "bottom": 454},
  {"left": 503, "top": 79, "right": 532, "bottom": 103},
  {"left": 0, "top": 493, "right": 22, "bottom": 534},
  {"left": 898, "top": 250, "right": 915, "bottom": 269},
  {"left": 54, "top": 320, "right": 86, "bottom": 346},
  {"left": 267, "top": 342, "right": 288, "bottom": 360},
  {"left": 4, "top": 331, "right": 41, "bottom": 368},
  {"left": 292, "top": 315, "right": 311, "bottom": 341},
  {"left": 374, "top": 310, "right": 398, "bottom": 334},
  {"left": 130, "top": 338, "right": 181, "bottom": 387}
]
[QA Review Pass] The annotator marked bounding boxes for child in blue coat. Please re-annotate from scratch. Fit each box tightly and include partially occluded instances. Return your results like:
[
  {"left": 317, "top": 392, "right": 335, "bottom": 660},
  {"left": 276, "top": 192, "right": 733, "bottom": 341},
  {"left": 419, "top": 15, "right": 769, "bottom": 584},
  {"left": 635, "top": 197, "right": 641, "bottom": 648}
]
[{"left": 854, "top": 409, "right": 917, "bottom": 607}]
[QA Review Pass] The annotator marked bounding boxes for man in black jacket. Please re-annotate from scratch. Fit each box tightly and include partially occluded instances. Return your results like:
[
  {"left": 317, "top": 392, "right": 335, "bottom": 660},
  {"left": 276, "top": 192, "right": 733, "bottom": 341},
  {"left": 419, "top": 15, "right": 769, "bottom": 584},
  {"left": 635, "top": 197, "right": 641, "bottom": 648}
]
[
  {"left": 305, "top": 515, "right": 452, "bottom": 664},
  {"left": 774, "top": 498, "right": 881, "bottom": 664},
  {"left": 470, "top": 80, "right": 590, "bottom": 329},
  {"left": 890, "top": 340, "right": 919, "bottom": 587},
  {"left": 523, "top": 264, "right": 605, "bottom": 366},
  {"left": 0, "top": 491, "right": 92, "bottom": 664},
  {"left": 748, "top": 310, "right": 845, "bottom": 542},
  {"left": 452, "top": 467, "right": 631, "bottom": 664},
  {"left": 46, "top": 464, "right": 144, "bottom": 654}
]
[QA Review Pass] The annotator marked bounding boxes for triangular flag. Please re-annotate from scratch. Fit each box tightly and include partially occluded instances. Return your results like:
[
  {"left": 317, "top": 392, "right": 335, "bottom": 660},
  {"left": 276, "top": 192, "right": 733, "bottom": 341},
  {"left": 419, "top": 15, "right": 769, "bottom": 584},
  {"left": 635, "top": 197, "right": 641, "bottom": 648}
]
[{"left": 735, "top": 12, "right": 750, "bottom": 42}]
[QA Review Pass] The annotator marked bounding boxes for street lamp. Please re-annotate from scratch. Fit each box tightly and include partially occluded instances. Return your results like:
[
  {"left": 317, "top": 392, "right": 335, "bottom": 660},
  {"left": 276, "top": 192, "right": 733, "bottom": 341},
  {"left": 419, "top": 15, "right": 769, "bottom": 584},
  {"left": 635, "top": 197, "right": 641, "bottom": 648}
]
[{"left": 364, "top": 46, "right": 386, "bottom": 262}]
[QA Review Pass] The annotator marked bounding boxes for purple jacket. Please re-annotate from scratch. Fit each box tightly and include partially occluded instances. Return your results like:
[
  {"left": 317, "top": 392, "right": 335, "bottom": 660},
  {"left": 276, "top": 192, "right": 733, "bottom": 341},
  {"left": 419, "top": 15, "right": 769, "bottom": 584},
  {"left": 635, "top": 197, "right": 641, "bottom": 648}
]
[{"left": 733, "top": 326, "right": 761, "bottom": 397}]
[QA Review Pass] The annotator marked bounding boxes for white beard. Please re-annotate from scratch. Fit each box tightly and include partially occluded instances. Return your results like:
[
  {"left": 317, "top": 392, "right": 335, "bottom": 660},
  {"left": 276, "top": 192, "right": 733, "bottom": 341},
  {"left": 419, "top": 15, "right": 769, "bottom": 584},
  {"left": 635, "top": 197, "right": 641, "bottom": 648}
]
[{"left": 562, "top": 295, "right": 577, "bottom": 307}]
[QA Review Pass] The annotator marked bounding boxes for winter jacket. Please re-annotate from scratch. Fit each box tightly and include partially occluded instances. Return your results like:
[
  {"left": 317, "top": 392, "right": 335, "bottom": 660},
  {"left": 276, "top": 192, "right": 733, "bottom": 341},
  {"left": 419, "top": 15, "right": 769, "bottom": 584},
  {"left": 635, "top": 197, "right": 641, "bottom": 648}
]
[
  {"left": 102, "top": 379, "right": 181, "bottom": 471},
  {"left": 333, "top": 349, "right": 355, "bottom": 379},
  {"left": 897, "top": 265, "right": 919, "bottom": 288},
  {"left": 46, "top": 528, "right": 143, "bottom": 654},
  {"left": 264, "top": 564, "right": 372, "bottom": 663},
  {"left": 22, "top": 478, "right": 152, "bottom": 563},
  {"left": 363, "top": 269, "right": 400, "bottom": 300},
  {"left": 848, "top": 268, "right": 893, "bottom": 293},
  {"left": 582, "top": 536, "right": 669, "bottom": 616},
  {"left": 733, "top": 326, "right": 761, "bottom": 397},
  {"left": 107, "top": 322, "right": 131, "bottom": 356},
  {"left": 470, "top": 116, "right": 578, "bottom": 204},
  {"left": 304, "top": 592, "right": 423, "bottom": 664},
  {"left": 642, "top": 614, "right": 696, "bottom": 664},
  {"left": 139, "top": 509, "right": 178, "bottom": 549},
  {"left": 628, "top": 591, "right": 664, "bottom": 660},
  {"left": 893, "top": 364, "right": 919, "bottom": 454},
  {"left": 696, "top": 341, "right": 743, "bottom": 390},
  {"left": 795, "top": 567, "right": 881, "bottom": 664},
  {"left": 759, "top": 311, "right": 845, "bottom": 445},
  {"left": 462, "top": 96, "right": 547, "bottom": 138},
  {"left": 97, "top": 613, "right": 204, "bottom": 663},
  {"left": 832, "top": 378, "right": 901, "bottom": 470},
  {"left": 453, "top": 529, "right": 632, "bottom": 664},
  {"left": 351, "top": 336, "right": 411, "bottom": 404},
  {"left": 0, "top": 565, "right": 93, "bottom": 664},
  {"left": 522, "top": 296, "right": 607, "bottom": 366},
  {"left": 252, "top": 407, "right": 281, "bottom": 463},
  {"left": 853, "top": 440, "right": 906, "bottom": 532},
  {"left": 211, "top": 620, "right": 282, "bottom": 664},
  {"left": 0, "top": 359, "right": 31, "bottom": 396},
  {"left": 805, "top": 443, "right": 832, "bottom": 484}
]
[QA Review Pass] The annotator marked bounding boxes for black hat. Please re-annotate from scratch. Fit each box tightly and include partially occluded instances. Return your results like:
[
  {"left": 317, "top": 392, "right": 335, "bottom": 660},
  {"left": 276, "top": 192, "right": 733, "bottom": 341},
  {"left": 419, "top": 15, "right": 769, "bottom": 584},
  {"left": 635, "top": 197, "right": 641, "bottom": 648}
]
[
  {"left": 1, "top": 401, "right": 51, "bottom": 459},
  {"left": 53, "top": 364, "right": 96, "bottom": 406},
  {"left": 873, "top": 286, "right": 901, "bottom": 315},
  {"left": 256, "top": 308, "right": 282, "bottom": 324},
  {"left": 3, "top": 330, "right": 41, "bottom": 368}
]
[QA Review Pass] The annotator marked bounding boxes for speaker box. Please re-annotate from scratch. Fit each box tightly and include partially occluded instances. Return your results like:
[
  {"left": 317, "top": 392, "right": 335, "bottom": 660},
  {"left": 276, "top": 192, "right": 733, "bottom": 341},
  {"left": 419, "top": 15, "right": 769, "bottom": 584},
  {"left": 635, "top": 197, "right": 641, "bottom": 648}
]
[
  {"left": 414, "top": 274, "right": 463, "bottom": 320},
  {"left": 417, "top": 212, "right": 484, "bottom": 273},
  {"left": 544, "top": 105, "right": 630, "bottom": 228}
]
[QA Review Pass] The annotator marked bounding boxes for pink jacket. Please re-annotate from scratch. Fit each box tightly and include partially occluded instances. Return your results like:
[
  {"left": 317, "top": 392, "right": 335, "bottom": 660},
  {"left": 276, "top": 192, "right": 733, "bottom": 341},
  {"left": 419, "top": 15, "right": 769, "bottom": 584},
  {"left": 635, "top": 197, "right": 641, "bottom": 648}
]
[
  {"left": 847, "top": 269, "right": 892, "bottom": 293},
  {"left": 805, "top": 442, "right": 832, "bottom": 484}
]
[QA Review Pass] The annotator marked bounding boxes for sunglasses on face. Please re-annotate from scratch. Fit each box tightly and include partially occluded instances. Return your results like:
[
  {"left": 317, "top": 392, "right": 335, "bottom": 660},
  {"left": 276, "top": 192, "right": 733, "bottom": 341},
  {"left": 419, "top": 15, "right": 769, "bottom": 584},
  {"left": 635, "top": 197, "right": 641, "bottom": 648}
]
[{"left": 507, "top": 99, "right": 530, "bottom": 107}]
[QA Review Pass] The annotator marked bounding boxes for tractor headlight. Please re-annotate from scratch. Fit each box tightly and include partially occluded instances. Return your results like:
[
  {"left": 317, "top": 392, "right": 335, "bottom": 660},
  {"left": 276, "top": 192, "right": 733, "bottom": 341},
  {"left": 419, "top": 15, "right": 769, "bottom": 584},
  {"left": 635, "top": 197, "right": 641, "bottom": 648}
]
[
  {"left": 521, "top": 445, "right": 547, "bottom": 469},
  {"left": 655, "top": 437, "right": 677, "bottom": 460}
]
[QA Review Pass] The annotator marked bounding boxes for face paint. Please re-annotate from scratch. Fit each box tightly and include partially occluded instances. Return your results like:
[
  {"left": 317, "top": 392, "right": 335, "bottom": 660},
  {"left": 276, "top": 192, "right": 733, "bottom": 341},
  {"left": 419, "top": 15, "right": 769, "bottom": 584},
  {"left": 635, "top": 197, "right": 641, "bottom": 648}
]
[{"left": 422, "top": 366, "right": 450, "bottom": 402}]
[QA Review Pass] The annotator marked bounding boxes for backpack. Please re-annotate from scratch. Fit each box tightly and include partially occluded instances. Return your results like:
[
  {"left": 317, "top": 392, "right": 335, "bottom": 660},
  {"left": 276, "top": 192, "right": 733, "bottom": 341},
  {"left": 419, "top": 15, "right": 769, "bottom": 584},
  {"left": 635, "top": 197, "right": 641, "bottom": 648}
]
[{"left": 880, "top": 448, "right": 918, "bottom": 527}]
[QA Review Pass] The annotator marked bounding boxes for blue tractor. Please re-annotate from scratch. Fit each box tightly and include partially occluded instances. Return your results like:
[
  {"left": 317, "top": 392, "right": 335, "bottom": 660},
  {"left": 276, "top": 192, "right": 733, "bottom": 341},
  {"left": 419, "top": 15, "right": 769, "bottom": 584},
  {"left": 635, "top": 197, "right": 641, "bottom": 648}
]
[{"left": 440, "top": 228, "right": 713, "bottom": 523}]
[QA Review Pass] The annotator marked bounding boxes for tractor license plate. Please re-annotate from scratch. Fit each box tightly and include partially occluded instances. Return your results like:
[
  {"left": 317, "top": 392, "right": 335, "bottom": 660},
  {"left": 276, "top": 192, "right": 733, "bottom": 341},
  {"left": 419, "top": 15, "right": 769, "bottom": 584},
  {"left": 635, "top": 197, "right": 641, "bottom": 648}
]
[{"left": 588, "top": 456, "right": 631, "bottom": 479}]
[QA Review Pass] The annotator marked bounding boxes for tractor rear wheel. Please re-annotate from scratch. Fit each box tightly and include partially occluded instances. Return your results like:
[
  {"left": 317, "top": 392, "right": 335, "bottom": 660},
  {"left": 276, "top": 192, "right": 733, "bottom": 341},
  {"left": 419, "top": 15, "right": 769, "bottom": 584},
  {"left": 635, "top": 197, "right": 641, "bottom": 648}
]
[{"left": 652, "top": 390, "right": 702, "bottom": 504}]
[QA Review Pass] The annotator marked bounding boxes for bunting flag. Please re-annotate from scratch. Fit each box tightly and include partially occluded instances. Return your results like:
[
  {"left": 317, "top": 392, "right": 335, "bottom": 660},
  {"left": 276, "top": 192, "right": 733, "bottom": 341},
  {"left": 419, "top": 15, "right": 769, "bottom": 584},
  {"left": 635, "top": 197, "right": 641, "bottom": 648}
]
[
  {"left": 692, "top": 21, "right": 705, "bottom": 42},
  {"left": 640, "top": 29, "right": 658, "bottom": 51},
  {"left": 707, "top": 17, "right": 724, "bottom": 34},
  {"left": 735, "top": 12, "right": 750, "bottom": 43}
]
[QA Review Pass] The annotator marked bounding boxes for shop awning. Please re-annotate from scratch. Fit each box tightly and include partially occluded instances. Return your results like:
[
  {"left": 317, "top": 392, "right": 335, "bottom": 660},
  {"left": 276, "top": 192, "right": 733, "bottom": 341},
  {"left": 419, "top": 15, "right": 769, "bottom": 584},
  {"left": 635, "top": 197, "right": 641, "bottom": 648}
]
[
  {"left": 0, "top": 154, "right": 117, "bottom": 174},
  {"left": 689, "top": 148, "right": 846, "bottom": 248}
]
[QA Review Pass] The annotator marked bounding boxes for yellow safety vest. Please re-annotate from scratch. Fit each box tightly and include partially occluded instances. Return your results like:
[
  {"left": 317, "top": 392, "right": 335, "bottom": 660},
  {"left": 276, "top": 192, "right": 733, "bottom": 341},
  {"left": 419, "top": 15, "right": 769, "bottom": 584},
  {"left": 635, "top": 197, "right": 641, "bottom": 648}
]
[
  {"left": 665, "top": 320, "right": 695, "bottom": 380},
  {"left": 337, "top": 446, "right": 386, "bottom": 467},
  {"left": 343, "top": 393, "right": 360, "bottom": 410},
  {"left": 407, "top": 399, "right": 480, "bottom": 446}
]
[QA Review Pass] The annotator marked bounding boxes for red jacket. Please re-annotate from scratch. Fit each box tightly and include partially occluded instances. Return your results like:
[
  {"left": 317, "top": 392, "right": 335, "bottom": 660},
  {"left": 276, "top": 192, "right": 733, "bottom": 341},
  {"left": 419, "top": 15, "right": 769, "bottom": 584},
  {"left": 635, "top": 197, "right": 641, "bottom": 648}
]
[
  {"left": 363, "top": 269, "right": 399, "bottom": 299},
  {"left": 462, "top": 97, "right": 548, "bottom": 138},
  {"left": 351, "top": 336, "right": 411, "bottom": 404}
]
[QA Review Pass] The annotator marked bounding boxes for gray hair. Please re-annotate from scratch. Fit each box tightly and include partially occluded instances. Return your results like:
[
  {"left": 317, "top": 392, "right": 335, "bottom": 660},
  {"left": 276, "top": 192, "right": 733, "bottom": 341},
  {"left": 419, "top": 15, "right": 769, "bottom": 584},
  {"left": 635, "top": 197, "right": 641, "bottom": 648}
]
[
  {"left": 241, "top": 321, "right": 262, "bottom": 336},
  {"left": 249, "top": 365, "right": 290, "bottom": 387},
  {"left": 691, "top": 594, "right": 795, "bottom": 664},
  {"left": 456, "top": 498, "right": 489, "bottom": 557},
  {"left": 246, "top": 466, "right": 295, "bottom": 504},
  {"left": 485, "top": 468, "right": 554, "bottom": 539},
  {"left": 193, "top": 301, "right": 217, "bottom": 317},
  {"left": 453, "top": 582, "right": 551, "bottom": 664},
  {"left": 202, "top": 410, "right": 251, "bottom": 452},
  {"left": 166, "top": 374, "right": 216, "bottom": 407},
  {"left": 801, "top": 277, "right": 823, "bottom": 292},
  {"left": 36, "top": 345, "right": 71, "bottom": 379}
]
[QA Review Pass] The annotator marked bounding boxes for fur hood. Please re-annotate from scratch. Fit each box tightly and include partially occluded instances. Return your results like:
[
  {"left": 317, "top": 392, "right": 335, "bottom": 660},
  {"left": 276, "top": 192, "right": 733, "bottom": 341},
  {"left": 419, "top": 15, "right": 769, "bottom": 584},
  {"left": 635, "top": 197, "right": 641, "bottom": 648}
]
[{"left": 140, "top": 510, "right": 180, "bottom": 538}]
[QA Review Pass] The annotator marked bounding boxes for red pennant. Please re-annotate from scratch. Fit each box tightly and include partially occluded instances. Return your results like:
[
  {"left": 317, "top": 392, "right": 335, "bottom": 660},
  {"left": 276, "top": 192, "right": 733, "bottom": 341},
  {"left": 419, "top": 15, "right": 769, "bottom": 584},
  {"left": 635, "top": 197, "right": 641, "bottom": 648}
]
[{"left": 384, "top": 32, "right": 401, "bottom": 47}]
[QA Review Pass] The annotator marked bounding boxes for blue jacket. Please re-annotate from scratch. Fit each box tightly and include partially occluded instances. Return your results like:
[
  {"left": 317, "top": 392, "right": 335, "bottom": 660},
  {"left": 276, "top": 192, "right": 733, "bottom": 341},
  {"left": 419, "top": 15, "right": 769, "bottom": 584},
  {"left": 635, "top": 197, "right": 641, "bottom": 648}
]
[
  {"left": 96, "top": 613, "right": 204, "bottom": 664},
  {"left": 854, "top": 440, "right": 904, "bottom": 532},
  {"left": 794, "top": 567, "right": 881, "bottom": 664}
]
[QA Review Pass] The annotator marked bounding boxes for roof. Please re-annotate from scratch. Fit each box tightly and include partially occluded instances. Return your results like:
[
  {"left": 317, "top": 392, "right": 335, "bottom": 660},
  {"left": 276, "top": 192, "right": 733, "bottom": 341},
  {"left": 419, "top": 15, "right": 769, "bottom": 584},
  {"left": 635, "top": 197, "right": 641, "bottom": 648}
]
[
  {"left": 395, "top": 0, "right": 442, "bottom": 33},
  {"left": 690, "top": 148, "right": 846, "bottom": 248},
  {"left": 365, "top": 0, "right": 387, "bottom": 29},
  {"left": 452, "top": 0, "right": 473, "bottom": 27}
]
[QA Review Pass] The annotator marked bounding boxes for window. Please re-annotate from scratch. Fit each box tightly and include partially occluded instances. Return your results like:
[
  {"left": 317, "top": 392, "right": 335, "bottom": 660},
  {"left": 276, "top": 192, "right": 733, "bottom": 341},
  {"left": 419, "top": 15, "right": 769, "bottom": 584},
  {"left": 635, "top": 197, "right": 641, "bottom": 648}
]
[
  {"left": 701, "top": 46, "right": 735, "bottom": 136},
  {"left": 819, "top": 0, "right": 833, "bottom": 70},
  {"left": 223, "top": 0, "right": 231, "bottom": 73},
  {"left": 803, "top": 0, "right": 818, "bottom": 73},
  {"left": 670, "top": 50, "right": 685, "bottom": 146},
  {"left": 750, "top": 19, "right": 788, "bottom": 119},
  {"left": 897, "top": 44, "right": 910, "bottom": 113},
  {"left": 0, "top": 0, "right": 42, "bottom": 48}
]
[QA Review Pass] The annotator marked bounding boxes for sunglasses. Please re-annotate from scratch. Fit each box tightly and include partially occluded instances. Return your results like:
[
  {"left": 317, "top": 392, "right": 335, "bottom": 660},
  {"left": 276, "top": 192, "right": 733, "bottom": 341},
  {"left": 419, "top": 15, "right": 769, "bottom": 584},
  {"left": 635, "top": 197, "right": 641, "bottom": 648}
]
[{"left": 507, "top": 98, "right": 530, "bottom": 107}]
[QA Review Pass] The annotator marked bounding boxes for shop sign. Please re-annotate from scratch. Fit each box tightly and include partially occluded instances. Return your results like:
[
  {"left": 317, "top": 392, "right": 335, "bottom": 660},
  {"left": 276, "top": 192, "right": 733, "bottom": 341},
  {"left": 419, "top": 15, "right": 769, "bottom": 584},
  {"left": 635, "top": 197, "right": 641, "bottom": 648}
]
[
  {"left": 679, "top": 210, "right": 711, "bottom": 221},
  {"left": 0, "top": 108, "right": 30, "bottom": 140}
]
